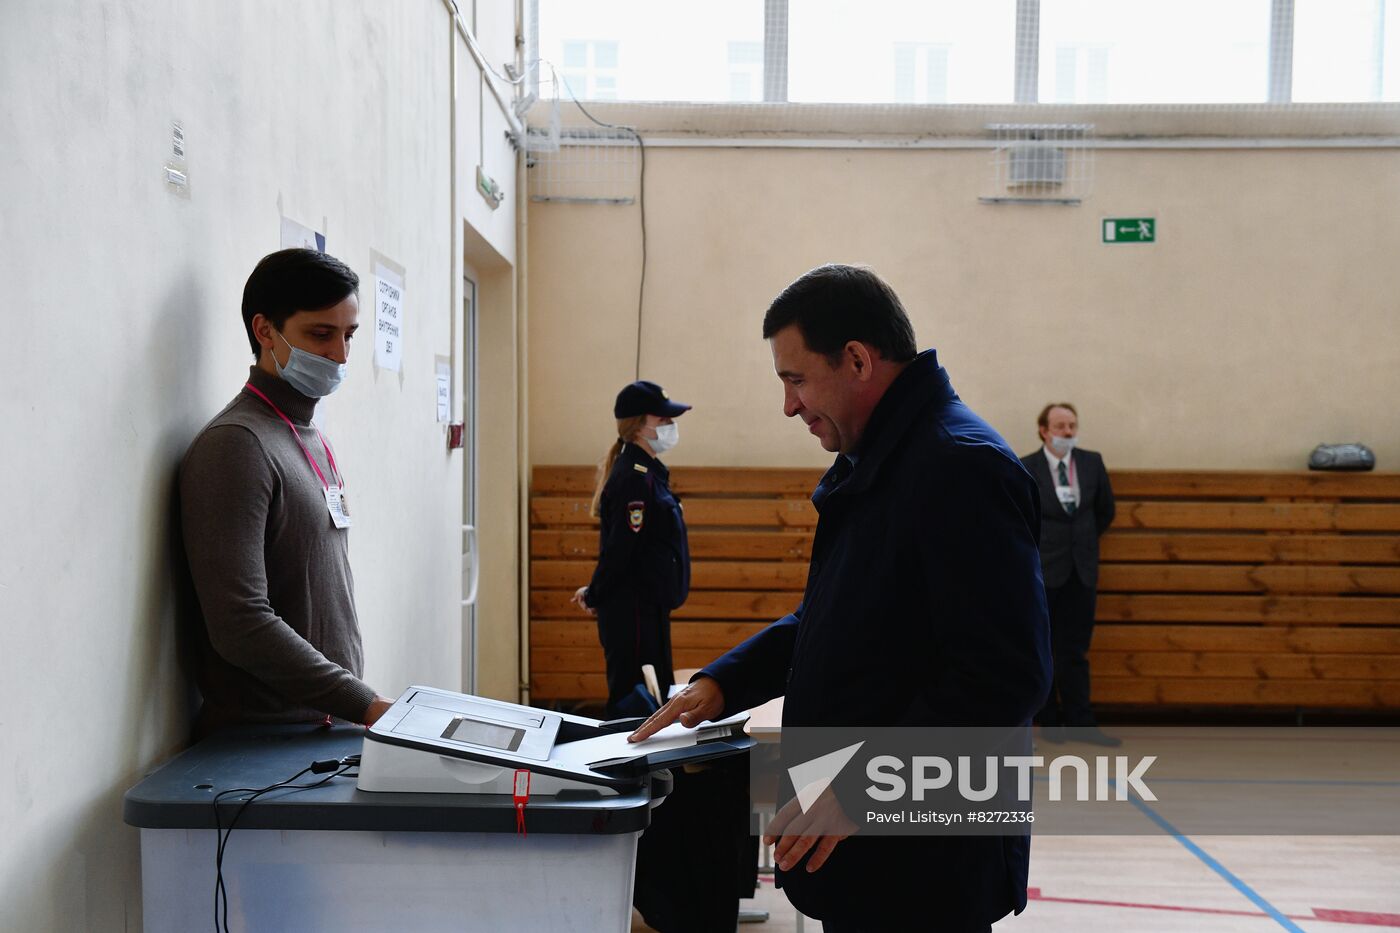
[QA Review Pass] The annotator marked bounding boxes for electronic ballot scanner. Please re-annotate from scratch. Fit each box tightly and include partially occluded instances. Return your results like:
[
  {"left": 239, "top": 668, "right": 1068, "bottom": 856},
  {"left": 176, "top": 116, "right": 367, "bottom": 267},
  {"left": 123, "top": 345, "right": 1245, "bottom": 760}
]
[{"left": 358, "top": 685, "right": 754, "bottom": 796}]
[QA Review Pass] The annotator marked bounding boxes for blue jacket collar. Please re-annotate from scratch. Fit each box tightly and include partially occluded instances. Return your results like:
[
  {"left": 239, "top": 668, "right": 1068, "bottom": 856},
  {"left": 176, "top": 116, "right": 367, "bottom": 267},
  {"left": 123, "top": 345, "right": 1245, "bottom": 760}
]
[{"left": 812, "top": 349, "right": 955, "bottom": 507}]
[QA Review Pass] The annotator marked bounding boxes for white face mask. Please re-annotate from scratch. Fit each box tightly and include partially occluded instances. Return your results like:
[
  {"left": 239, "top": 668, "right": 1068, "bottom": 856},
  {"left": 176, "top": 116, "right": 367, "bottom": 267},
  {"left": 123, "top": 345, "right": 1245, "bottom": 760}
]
[
  {"left": 275, "top": 330, "right": 347, "bottom": 398},
  {"left": 647, "top": 422, "right": 679, "bottom": 455},
  {"left": 1048, "top": 435, "right": 1076, "bottom": 456}
]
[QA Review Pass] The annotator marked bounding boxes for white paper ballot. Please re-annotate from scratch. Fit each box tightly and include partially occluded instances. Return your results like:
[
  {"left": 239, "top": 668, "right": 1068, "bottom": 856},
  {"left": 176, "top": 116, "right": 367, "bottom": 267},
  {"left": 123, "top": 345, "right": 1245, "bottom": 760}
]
[{"left": 549, "top": 712, "right": 749, "bottom": 772}]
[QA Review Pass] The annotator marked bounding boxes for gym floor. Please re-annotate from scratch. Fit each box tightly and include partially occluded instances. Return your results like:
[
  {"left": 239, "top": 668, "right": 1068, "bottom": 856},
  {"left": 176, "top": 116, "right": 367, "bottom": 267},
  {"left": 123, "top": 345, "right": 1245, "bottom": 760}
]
[{"left": 634, "top": 835, "right": 1400, "bottom": 931}]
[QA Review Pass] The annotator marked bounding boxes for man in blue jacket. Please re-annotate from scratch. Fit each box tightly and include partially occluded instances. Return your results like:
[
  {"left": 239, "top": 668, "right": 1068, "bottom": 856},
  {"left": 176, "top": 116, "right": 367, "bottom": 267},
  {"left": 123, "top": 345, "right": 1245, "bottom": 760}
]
[{"left": 631, "top": 264, "right": 1052, "bottom": 931}]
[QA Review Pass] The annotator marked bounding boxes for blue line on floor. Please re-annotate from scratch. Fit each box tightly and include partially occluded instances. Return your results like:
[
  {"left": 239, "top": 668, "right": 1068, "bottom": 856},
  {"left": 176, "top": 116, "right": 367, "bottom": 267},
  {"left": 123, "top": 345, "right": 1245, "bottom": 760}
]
[{"left": 1114, "top": 778, "right": 1308, "bottom": 933}]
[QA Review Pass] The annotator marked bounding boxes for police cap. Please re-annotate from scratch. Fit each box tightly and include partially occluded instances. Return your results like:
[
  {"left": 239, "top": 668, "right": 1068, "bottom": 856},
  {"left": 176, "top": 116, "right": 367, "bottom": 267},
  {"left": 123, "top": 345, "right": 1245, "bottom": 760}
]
[{"left": 613, "top": 380, "right": 692, "bottom": 419}]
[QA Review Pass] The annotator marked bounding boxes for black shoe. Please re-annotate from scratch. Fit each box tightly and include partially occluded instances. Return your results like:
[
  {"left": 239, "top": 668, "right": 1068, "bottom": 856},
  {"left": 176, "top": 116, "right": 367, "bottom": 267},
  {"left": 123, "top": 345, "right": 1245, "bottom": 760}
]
[
  {"left": 1038, "top": 725, "right": 1065, "bottom": 744},
  {"left": 1066, "top": 726, "right": 1121, "bottom": 747}
]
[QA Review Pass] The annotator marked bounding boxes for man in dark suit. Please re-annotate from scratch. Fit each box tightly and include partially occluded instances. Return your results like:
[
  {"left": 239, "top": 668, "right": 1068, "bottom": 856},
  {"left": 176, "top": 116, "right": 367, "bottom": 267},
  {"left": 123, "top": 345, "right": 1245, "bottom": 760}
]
[
  {"left": 630, "top": 265, "right": 1052, "bottom": 931},
  {"left": 1020, "top": 402, "right": 1118, "bottom": 747}
]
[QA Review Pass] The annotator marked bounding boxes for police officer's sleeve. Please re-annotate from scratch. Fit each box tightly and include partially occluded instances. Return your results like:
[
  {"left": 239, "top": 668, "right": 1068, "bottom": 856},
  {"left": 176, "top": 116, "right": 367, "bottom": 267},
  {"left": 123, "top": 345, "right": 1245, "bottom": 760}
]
[
  {"left": 585, "top": 468, "right": 651, "bottom": 607},
  {"left": 913, "top": 447, "right": 1052, "bottom": 726}
]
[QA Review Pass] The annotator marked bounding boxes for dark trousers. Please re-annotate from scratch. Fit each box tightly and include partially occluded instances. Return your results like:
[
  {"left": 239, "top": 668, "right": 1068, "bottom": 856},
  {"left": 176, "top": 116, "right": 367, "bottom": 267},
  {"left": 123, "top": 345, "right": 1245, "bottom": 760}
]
[
  {"left": 1038, "top": 570, "right": 1099, "bottom": 727},
  {"left": 595, "top": 597, "right": 674, "bottom": 719},
  {"left": 779, "top": 835, "right": 1017, "bottom": 931},
  {"left": 633, "top": 757, "right": 755, "bottom": 933}
]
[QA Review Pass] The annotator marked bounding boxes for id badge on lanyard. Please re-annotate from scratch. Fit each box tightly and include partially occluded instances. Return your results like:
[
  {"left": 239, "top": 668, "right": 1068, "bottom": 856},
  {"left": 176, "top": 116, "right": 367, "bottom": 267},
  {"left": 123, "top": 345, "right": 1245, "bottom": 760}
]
[
  {"left": 245, "top": 382, "right": 352, "bottom": 529},
  {"left": 324, "top": 485, "right": 352, "bottom": 529}
]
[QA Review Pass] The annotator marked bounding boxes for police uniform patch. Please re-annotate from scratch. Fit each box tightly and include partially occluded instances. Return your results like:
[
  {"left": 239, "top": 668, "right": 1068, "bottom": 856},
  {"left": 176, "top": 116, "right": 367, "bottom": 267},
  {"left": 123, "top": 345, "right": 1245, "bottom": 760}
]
[{"left": 627, "top": 501, "right": 645, "bottom": 533}]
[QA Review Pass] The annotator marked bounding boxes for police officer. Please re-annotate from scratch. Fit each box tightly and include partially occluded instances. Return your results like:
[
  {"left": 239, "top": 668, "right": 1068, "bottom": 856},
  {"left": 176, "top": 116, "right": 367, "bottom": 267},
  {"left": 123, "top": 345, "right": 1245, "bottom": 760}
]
[{"left": 571, "top": 380, "right": 691, "bottom": 718}]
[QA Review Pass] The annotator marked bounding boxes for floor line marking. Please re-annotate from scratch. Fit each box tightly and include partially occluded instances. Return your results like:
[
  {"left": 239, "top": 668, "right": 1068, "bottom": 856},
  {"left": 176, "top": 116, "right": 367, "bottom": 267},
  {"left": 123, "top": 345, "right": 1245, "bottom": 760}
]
[
  {"left": 1026, "top": 889, "right": 1400, "bottom": 928},
  {"left": 1312, "top": 909, "right": 1400, "bottom": 928},
  {"left": 1115, "top": 778, "right": 1308, "bottom": 933},
  {"left": 1029, "top": 888, "right": 1304, "bottom": 921}
]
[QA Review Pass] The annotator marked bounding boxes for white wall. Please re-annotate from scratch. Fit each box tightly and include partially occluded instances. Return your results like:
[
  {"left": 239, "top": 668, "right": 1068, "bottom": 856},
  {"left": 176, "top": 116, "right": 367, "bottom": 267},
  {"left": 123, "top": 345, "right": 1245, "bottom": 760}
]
[{"left": 0, "top": 1, "right": 520, "bottom": 929}]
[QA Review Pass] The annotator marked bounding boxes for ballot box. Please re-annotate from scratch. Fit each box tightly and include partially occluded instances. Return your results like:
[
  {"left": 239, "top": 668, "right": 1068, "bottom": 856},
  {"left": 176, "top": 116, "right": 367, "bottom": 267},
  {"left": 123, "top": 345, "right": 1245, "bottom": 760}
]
[{"left": 124, "top": 689, "right": 751, "bottom": 933}]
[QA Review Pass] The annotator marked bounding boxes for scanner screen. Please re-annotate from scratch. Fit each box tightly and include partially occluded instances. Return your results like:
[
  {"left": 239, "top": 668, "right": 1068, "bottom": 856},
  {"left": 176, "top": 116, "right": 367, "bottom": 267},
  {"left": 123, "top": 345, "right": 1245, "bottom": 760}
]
[{"left": 443, "top": 717, "right": 524, "bottom": 752}]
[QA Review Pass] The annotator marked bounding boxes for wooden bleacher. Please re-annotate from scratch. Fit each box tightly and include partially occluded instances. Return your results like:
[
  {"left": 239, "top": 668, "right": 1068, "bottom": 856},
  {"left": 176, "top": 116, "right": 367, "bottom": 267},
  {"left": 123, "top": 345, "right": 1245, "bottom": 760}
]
[{"left": 530, "top": 466, "right": 1400, "bottom": 710}]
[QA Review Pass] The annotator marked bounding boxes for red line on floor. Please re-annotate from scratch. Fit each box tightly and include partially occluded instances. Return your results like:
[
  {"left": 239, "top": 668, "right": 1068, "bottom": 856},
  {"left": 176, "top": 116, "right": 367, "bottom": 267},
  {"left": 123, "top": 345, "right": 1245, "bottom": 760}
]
[
  {"left": 1028, "top": 888, "right": 1298, "bottom": 920},
  {"left": 1027, "top": 888, "right": 1400, "bottom": 927},
  {"left": 1313, "top": 909, "right": 1400, "bottom": 928}
]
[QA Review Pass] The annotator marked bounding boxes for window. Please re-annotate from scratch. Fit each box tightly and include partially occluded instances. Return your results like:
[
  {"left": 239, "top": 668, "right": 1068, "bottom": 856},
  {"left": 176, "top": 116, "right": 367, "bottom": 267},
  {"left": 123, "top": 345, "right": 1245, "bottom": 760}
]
[
  {"left": 894, "top": 44, "right": 951, "bottom": 103},
  {"left": 1293, "top": 0, "right": 1400, "bottom": 102},
  {"left": 561, "top": 40, "right": 619, "bottom": 100},
  {"left": 728, "top": 40, "right": 763, "bottom": 102},
  {"left": 539, "top": 0, "right": 763, "bottom": 101},
  {"left": 537, "top": 1, "right": 1394, "bottom": 106},
  {"left": 1038, "top": 0, "right": 1270, "bottom": 103},
  {"left": 1053, "top": 45, "right": 1109, "bottom": 103},
  {"left": 788, "top": 0, "right": 1014, "bottom": 103}
]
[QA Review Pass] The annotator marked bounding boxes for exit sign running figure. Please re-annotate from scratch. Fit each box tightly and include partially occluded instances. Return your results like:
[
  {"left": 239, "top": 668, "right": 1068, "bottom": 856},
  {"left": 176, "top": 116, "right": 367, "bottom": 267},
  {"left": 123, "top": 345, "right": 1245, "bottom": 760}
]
[{"left": 1103, "top": 218, "right": 1155, "bottom": 243}]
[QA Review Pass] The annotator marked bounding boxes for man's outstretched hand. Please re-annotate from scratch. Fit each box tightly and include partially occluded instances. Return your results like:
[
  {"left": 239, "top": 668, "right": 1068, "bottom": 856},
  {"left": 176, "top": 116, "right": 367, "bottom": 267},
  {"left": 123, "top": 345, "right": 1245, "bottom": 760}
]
[{"left": 627, "top": 675, "right": 725, "bottom": 742}]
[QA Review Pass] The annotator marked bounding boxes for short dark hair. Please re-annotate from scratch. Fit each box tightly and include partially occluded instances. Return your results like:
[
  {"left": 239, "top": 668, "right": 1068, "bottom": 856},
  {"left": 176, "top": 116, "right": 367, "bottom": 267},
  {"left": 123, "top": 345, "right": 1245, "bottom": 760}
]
[
  {"left": 1037, "top": 402, "right": 1078, "bottom": 430},
  {"left": 761, "top": 264, "right": 918, "bottom": 364},
  {"left": 241, "top": 249, "right": 360, "bottom": 358}
]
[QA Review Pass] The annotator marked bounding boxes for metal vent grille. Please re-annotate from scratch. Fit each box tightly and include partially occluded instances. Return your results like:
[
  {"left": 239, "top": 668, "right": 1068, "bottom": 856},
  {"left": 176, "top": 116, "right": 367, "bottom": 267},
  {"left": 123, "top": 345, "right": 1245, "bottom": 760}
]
[
  {"left": 527, "top": 127, "right": 640, "bottom": 205},
  {"left": 982, "top": 123, "right": 1094, "bottom": 205}
]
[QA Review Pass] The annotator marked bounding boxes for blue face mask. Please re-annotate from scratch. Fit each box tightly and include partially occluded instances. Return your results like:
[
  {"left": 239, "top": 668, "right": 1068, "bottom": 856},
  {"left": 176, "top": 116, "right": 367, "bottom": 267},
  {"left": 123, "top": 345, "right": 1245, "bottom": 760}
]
[{"left": 274, "top": 330, "right": 346, "bottom": 398}]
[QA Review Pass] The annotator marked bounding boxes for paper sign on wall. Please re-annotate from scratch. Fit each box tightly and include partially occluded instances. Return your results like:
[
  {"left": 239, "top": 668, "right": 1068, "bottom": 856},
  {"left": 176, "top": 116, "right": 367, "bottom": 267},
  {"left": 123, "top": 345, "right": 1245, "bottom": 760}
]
[
  {"left": 374, "top": 264, "right": 405, "bottom": 372},
  {"left": 281, "top": 216, "right": 326, "bottom": 251},
  {"left": 435, "top": 359, "right": 451, "bottom": 423}
]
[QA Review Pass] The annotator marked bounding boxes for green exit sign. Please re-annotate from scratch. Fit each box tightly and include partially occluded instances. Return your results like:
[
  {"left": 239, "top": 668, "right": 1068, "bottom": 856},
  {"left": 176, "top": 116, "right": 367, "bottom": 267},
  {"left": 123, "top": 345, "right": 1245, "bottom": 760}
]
[{"left": 1103, "top": 218, "right": 1155, "bottom": 243}]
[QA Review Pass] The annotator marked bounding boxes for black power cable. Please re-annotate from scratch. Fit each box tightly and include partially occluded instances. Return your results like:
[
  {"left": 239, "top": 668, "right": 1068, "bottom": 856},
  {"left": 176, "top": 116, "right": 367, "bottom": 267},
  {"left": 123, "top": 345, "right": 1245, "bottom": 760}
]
[{"left": 211, "top": 756, "right": 359, "bottom": 933}]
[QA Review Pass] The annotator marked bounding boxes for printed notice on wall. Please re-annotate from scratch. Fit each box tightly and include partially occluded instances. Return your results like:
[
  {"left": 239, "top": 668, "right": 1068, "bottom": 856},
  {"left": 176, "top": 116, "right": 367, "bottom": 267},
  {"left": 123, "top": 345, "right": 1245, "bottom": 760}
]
[
  {"left": 281, "top": 216, "right": 325, "bottom": 251},
  {"left": 374, "top": 263, "right": 405, "bottom": 372},
  {"left": 435, "top": 358, "right": 451, "bottom": 423}
]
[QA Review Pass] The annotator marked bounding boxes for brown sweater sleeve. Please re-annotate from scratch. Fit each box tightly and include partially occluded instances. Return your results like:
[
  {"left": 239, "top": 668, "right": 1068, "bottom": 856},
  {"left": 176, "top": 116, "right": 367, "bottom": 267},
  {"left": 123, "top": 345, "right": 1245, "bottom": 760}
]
[{"left": 180, "top": 423, "right": 376, "bottom": 722}]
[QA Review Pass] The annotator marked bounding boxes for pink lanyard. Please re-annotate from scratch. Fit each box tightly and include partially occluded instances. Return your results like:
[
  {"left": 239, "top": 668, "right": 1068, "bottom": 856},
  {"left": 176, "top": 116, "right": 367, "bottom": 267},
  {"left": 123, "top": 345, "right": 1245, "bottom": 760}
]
[{"left": 244, "top": 382, "right": 343, "bottom": 490}]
